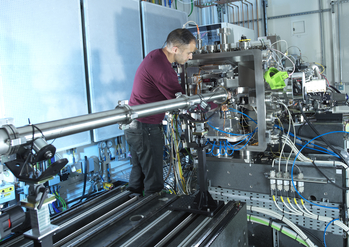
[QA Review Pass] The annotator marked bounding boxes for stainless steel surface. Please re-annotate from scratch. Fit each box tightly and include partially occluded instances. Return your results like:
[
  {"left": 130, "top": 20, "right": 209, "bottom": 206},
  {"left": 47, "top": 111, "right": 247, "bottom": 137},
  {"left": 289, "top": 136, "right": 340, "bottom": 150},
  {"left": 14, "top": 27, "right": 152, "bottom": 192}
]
[
  {"left": 178, "top": 217, "right": 212, "bottom": 247},
  {"left": 217, "top": 27, "right": 230, "bottom": 45},
  {"left": 120, "top": 210, "right": 173, "bottom": 247},
  {"left": 0, "top": 91, "right": 228, "bottom": 155},
  {"left": 154, "top": 213, "right": 196, "bottom": 247},
  {"left": 62, "top": 193, "right": 160, "bottom": 246},
  {"left": 188, "top": 49, "right": 266, "bottom": 152},
  {"left": 59, "top": 190, "right": 130, "bottom": 229},
  {"left": 190, "top": 202, "right": 238, "bottom": 246},
  {"left": 83, "top": 0, "right": 143, "bottom": 142},
  {"left": 205, "top": 44, "right": 217, "bottom": 53},
  {"left": 24, "top": 225, "right": 59, "bottom": 241},
  {"left": 55, "top": 195, "right": 139, "bottom": 247}
]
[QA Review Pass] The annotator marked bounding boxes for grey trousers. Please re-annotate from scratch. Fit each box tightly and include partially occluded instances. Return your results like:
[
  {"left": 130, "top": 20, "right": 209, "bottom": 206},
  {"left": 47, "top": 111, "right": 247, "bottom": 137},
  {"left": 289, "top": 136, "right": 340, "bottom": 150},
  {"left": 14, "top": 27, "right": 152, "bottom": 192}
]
[{"left": 124, "top": 120, "right": 164, "bottom": 195}]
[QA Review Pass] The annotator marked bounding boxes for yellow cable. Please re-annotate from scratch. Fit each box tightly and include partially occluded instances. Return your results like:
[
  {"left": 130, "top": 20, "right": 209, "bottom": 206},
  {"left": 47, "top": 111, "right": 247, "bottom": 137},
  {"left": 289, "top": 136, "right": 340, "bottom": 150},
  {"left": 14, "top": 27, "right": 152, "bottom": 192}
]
[
  {"left": 294, "top": 198, "right": 298, "bottom": 205},
  {"left": 315, "top": 62, "right": 325, "bottom": 74},
  {"left": 280, "top": 196, "right": 284, "bottom": 203},
  {"left": 172, "top": 118, "right": 186, "bottom": 191}
]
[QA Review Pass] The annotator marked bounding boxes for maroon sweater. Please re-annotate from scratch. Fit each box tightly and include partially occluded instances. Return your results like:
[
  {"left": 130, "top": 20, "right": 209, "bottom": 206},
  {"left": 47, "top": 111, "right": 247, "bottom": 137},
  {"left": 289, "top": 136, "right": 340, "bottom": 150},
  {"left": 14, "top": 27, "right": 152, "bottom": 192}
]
[{"left": 129, "top": 49, "right": 185, "bottom": 124}]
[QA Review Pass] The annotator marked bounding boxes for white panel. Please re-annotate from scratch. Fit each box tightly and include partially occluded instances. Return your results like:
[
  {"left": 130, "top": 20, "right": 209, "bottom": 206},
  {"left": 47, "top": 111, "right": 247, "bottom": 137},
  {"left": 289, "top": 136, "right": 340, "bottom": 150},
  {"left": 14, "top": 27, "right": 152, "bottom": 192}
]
[
  {"left": 223, "top": 23, "right": 256, "bottom": 42},
  {"left": 0, "top": 0, "right": 90, "bottom": 151},
  {"left": 142, "top": 2, "right": 188, "bottom": 55},
  {"left": 83, "top": 0, "right": 143, "bottom": 142}
]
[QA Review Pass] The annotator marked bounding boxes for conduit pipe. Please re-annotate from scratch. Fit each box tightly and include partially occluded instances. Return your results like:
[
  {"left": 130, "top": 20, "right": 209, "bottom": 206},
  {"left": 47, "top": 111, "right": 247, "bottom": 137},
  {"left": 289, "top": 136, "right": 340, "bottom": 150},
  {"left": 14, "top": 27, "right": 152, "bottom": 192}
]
[
  {"left": 246, "top": 0, "right": 254, "bottom": 30},
  {"left": 242, "top": 1, "right": 249, "bottom": 28}
]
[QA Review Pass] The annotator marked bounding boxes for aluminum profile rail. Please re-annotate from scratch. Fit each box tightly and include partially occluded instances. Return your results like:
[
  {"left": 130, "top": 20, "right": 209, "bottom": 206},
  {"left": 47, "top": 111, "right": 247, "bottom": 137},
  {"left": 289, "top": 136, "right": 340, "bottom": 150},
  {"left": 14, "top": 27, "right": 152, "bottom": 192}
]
[{"left": 0, "top": 90, "right": 227, "bottom": 155}]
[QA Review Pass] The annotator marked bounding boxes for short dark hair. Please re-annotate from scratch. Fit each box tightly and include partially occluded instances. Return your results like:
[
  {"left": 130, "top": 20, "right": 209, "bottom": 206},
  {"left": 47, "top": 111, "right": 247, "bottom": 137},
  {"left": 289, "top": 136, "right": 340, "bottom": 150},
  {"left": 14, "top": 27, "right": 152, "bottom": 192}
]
[{"left": 166, "top": 28, "right": 196, "bottom": 47}]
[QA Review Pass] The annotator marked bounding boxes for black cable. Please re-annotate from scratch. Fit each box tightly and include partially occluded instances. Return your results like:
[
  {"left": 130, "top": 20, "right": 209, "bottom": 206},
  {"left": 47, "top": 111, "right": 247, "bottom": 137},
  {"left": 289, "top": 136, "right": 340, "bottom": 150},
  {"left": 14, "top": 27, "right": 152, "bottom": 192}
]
[
  {"left": 299, "top": 104, "right": 349, "bottom": 167},
  {"left": 311, "top": 161, "right": 349, "bottom": 190},
  {"left": 297, "top": 225, "right": 325, "bottom": 247},
  {"left": 78, "top": 156, "right": 88, "bottom": 203},
  {"left": 329, "top": 85, "right": 341, "bottom": 94}
]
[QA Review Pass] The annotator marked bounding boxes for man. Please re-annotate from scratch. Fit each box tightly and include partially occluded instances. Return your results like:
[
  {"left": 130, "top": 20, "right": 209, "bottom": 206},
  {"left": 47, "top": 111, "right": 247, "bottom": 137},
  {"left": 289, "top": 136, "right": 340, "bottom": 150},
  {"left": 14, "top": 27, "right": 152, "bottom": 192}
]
[{"left": 125, "top": 28, "right": 196, "bottom": 196}]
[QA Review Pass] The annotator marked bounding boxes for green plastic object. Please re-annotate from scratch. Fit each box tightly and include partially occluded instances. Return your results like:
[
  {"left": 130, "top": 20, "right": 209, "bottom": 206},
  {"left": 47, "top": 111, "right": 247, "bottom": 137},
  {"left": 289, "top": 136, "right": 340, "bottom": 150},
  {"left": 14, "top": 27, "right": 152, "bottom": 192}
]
[{"left": 264, "top": 67, "right": 288, "bottom": 89}]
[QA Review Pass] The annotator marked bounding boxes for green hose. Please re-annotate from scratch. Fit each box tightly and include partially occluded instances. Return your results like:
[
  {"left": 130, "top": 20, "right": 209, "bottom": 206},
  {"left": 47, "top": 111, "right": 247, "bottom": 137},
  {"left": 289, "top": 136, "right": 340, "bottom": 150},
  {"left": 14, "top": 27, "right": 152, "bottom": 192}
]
[{"left": 188, "top": 0, "right": 193, "bottom": 17}]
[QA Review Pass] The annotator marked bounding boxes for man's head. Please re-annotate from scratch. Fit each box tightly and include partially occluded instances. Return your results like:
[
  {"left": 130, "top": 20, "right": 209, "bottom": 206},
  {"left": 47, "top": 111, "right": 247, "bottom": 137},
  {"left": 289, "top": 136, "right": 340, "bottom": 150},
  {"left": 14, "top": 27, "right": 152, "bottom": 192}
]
[{"left": 164, "top": 28, "right": 196, "bottom": 65}]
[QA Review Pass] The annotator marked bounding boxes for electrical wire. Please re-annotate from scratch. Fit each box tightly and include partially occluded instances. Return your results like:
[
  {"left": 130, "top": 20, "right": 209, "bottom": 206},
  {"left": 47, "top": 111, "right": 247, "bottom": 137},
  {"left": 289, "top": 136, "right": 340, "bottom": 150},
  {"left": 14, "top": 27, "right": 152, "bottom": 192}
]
[
  {"left": 315, "top": 62, "right": 325, "bottom": 74},
  {"left": 324, "top": 218, "right": 339, "bottom": 247},
  {"left": 269, "top": 47, "right": 296, "bottom": 76},
  {"left": 271, "top": 39, "right": 288, "bottom": 53},
  {"left": 247, "top": 214, "right": 308, "bottom": 246},
  {"left": 228, "top": 108, "right": 258, "bottom": 124},
  {"left": 248, "top": 205, "right": 316, "bottom": 247},
  {"left": 291, "top": 131, "right": 349, "bottom": 209},
  {"left": 275, "top": 124, "right": 340, "bottom": 159},
  {"left": 310, "top": 161, "right": 349, "bottom": 190},
  {"left": 299, "top": 105, "right": 348, "bottom": 167},
  {"left": 273, "top": 194, "right": 349, "bottom": 239}
]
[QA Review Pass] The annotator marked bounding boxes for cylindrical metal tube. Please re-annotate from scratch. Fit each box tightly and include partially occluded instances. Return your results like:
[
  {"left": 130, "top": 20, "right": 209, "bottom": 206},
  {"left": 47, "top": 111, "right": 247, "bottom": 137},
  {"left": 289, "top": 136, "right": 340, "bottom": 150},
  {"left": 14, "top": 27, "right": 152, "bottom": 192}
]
[
  {"left": 243, "top": 2, "right": 249, "bottom": 28},
  {"left": 230, "top": 4, "right": 239, "bottom": 26},
  {"left": 0, "top": 91, "right": 227, "bottom": 155},
  {"left": 256, "top": 0, "right": 259, "bottom": 37},
  {"left": 246, "top": 0, "right": 254, "bottom": 30},
  {"left": 241, "top": 0, "right": 244, "bottom": 27}
]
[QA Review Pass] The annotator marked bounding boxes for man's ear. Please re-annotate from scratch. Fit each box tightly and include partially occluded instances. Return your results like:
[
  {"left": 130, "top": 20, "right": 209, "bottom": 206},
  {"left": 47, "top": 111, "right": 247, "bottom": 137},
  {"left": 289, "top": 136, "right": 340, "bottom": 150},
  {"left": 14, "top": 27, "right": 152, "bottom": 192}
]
[{"left": 171, "top": 46, "right": 179, "bottom": 54}]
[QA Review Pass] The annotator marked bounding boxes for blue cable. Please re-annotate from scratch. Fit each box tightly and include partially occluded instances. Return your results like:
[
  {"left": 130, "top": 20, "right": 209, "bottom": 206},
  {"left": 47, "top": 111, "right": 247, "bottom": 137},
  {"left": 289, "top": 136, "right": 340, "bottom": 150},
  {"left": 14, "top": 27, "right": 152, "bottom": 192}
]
[
  {"left": 212, "top": 141, "right": 222, "bottom": 157},
  {"left": 292, "top": 131, "right": 349, "bottom": 210},
  {"left": 164, "top": 0, "right": 166, "bottom": 6},
  {"left": 228, "top": 108, "right": 258, "bottom": 124},
  {"left": 324, "top": 218, "right": 339, "bottom": 247},
  {"left": 51, "top": 202, "right": 61, "bottom": 213},
  {"left": 207, "top": 122, "right": 249, "bottom": 136},
  {"left": 206, "top": 141, "right": 216, "bottom": 154}
]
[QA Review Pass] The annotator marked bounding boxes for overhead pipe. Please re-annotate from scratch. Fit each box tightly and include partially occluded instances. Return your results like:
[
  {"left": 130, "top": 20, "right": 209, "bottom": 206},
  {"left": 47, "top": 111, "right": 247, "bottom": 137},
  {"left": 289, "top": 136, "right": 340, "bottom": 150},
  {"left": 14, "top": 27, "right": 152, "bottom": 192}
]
[
  {"left": 229, "top": 4, "right": 235, "bottom": 24},
  {"left": 0, "top": 90, "right": 228, "bottom": 156},
  {"left": 229, "top": 3, "right": 240, "bottom": 26},
  {"left": 241, "top": 0, "right": 244, "bottom": 27},
  {"left": 228, "top": 4, "right": 235, "bottom": 23},
  {"left": 242, "top": 1, "right": 249, "bottom": 28},
  {"left": 256, "top": 0, "right": 259, "bottom": 37},
  {"left": 246, "top": 0, "right": 254, "bottom": 30}
]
